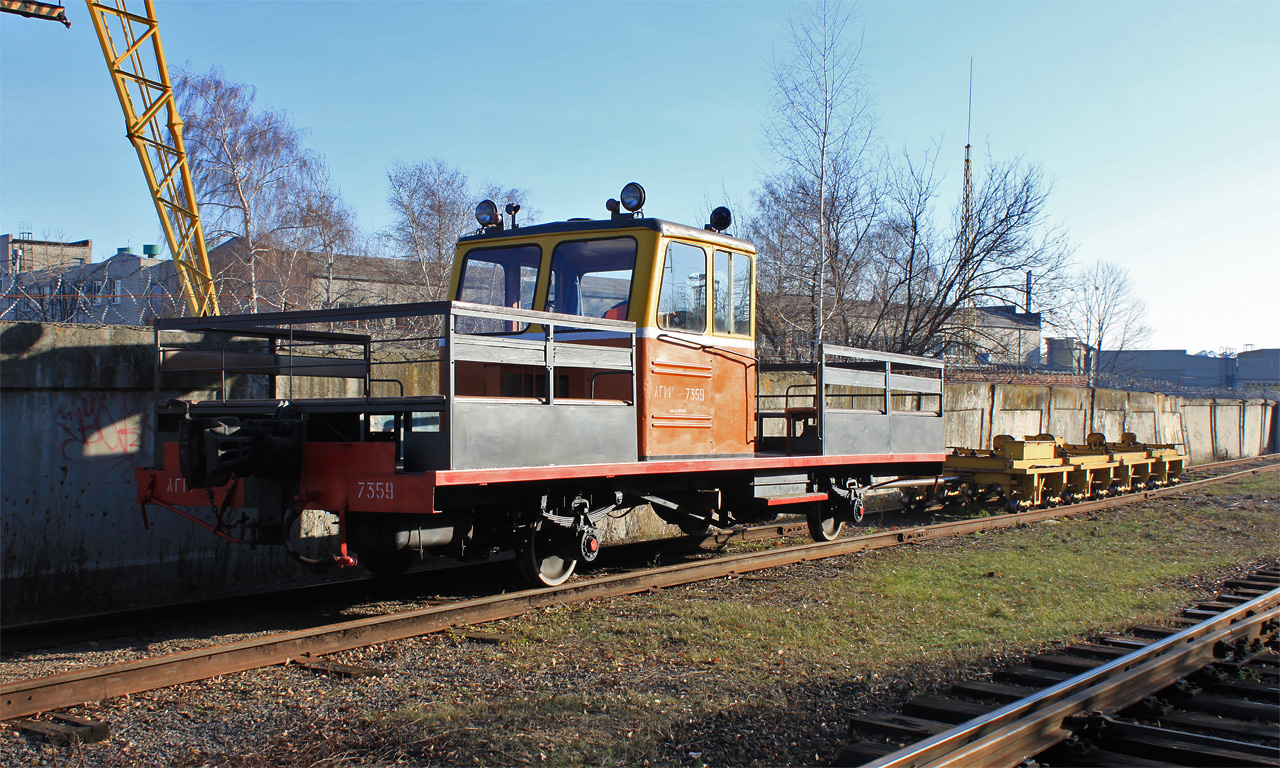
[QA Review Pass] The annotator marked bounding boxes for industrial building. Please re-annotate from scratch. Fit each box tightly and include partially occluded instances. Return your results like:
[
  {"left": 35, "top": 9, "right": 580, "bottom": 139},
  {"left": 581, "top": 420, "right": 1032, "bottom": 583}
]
[
  {"left": 2, "top": 235, "right": 431, "bottom": 322},
  {"left": 1, "top": 244, "right": 181, "bottom": 324},
  {"left": 1046, "top": 340, "right": 1279, "bottom": 397},
  {"left": 1, "top": 232, "right": 92, "bottom": 275}
]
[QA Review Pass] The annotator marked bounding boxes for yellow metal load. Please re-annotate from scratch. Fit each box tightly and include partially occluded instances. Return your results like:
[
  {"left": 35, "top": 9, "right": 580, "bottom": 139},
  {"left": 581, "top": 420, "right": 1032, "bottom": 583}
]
[{"left": 944, "top": 432, "right": 1187, "bottom": 511}]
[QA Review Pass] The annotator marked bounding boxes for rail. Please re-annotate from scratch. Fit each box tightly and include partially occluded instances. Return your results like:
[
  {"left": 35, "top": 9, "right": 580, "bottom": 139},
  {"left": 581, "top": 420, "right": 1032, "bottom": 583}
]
[{"left": 861, "top": 586, "right": 1280, "bottom": 768}]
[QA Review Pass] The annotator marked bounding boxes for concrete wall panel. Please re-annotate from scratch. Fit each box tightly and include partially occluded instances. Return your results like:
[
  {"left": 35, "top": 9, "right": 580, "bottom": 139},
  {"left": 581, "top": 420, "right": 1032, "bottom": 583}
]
[
  {"left": 1213, "top": 403, "right": 1243, "bottom": 459},
  {"left": 943, "top": 382, "right": 991, "bottom": 449},
  {"left": 1046, "top": 408, "right": 1086, "bottom": 443},
  {"left": 993, "top": 409, "right": 1044, "bottom": 440},
  {"left": 1243, "top": 403, "right": 1263, "bottom": 457},
  {"left": 1181, "top": 403, "right": 1213, "bottom": 462},
  {"left": 1126, "top": 410, "right": 1158, "bottom": 443},
  {"left": 0, "top": 323, "right": 300, "bottom": 623},
  {"left": 947, "top": 408, "right": 983, "bottom": 449},
  {"left": 1160, "top": 397, "right": 1186, "bottom": 447}
]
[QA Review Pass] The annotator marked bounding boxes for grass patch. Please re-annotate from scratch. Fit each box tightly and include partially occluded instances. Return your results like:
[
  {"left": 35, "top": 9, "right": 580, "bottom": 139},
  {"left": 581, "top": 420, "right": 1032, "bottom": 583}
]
[{"left": 366, "top": 473, "right": 1278, "bottom": 765}]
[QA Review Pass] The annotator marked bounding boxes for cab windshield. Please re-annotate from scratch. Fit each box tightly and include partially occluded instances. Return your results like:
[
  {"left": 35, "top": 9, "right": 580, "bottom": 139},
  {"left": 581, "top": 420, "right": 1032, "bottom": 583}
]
[{"left": 546, "top": 237, "right": 637, "bottom": 320}]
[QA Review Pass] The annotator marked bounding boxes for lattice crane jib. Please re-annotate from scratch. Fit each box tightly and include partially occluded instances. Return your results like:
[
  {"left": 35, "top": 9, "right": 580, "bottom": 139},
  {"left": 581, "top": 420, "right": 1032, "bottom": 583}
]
[{"left": 85, "top": 0, "right": 219, "bottom": 316}]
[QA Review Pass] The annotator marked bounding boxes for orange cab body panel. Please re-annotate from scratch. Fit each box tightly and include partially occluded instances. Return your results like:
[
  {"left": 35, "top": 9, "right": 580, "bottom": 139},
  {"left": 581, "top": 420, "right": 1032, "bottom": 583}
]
[{"left": 637, "top": 336, "right": 756, "bottom": 459}]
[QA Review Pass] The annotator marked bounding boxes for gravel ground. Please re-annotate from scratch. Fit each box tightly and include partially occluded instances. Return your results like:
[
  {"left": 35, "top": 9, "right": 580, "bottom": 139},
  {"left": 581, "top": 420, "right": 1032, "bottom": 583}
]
[
  {"left": 2, "top": 484, "right": 1275, "bottom": 767},
  {"left": 0, "top": 563, "right": 1034, "bottom": 768}
]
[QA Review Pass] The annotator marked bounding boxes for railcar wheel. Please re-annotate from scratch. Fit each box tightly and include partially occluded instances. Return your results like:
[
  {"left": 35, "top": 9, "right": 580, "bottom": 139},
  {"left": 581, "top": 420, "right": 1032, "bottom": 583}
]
[
  {"left": 517, "top": 519, "right": 577, "bottom": 588},
  {"left": 678, "top": 515, "right": 712, "bottom": 537},
  {"left": 807, "top": 502, "right": 847, "bottom": 542}
]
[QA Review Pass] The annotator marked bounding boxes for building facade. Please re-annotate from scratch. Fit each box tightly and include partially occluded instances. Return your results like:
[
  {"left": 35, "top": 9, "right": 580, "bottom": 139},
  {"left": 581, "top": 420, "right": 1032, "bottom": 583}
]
[
  {"left": 2, "top": 236, "right": 427, "bottom": 324},
  {"left": 1, "top": 234, "right": 92, "bottom": 276},
  {"left": 0, "top": 245, "right": 182, "bottom": 324}
]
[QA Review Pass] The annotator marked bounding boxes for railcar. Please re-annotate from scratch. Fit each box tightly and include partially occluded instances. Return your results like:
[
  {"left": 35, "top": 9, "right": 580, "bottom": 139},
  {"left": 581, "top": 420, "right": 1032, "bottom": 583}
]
[{"left": 136, "top": 183, "right": 947, "bottom": 586}]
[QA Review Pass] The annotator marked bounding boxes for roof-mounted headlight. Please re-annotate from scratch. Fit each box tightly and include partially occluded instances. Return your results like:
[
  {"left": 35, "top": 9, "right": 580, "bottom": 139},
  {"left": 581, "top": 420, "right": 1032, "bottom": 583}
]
[
  {"left": 475, "top": 199, "right": 501, "bottom": 228},
  {"left": 619, "top": 182, "right": 645, "bottom": 213},
  {"left": 707, "top": 206, "right": 732, "bottom": 233}
]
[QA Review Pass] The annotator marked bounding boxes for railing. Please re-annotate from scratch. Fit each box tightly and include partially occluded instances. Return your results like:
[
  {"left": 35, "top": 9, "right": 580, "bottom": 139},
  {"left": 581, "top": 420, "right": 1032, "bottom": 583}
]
[
  {"left": 758, "top": 343, "right": 945, "bottom": 455},
  {"left": 153, "top": 300, "right": 637, "bottom": 406},
  {"left": 444, "top": 303, "right": 636, "bottom": 405}
]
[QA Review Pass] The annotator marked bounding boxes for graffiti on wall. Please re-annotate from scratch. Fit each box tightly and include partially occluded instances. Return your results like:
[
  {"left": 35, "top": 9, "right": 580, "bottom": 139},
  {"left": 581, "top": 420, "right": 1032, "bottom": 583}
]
[{"left": 56, "top": 392, "right": 151, "bottom": 471}]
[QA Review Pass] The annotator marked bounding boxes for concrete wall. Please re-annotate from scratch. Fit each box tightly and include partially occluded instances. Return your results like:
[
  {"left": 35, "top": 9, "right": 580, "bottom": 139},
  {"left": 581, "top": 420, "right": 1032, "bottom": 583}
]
[
  {"left": 3, "top": 321, "right": 1276, "bottom": 622},
  {"left": 0, "top": 321, "right": 302, "bottom": 624},
  {"left": 942, "top": 380, "right": 1272, "bottom": 462}
]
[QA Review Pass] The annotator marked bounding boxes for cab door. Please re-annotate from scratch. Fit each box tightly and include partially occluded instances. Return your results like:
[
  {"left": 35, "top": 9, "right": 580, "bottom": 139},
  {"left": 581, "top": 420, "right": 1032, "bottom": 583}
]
[{"left": 638, "top": 241, "right": 754, "bottom": 459}]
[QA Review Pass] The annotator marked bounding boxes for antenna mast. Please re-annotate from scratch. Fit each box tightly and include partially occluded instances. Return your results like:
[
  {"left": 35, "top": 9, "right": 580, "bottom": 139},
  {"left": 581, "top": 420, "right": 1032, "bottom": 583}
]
[
  {"left": 962, "top": 58, "right": 973, "bottom": 246},
  {"left": 959, "top": 58, "right": 977, "bottom": 361}
]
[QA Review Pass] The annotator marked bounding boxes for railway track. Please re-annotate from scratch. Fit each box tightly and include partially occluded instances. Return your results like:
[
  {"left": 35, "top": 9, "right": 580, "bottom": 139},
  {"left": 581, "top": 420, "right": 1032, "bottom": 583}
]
[
  {"left": 1182, "top": 454, "right": 1279, "bottom": 477},
  {"left": 839, "top": 567, "right": 1280, "bottom": 767},
  {"left": 0, "top": 520, "right": 810, "bottom": 655},
  {"left": 3, "top": 457, "right": 1258, "bottom": 654},
  {"left": 4, "top": 462, "right": 1273, "bottom": 723}
]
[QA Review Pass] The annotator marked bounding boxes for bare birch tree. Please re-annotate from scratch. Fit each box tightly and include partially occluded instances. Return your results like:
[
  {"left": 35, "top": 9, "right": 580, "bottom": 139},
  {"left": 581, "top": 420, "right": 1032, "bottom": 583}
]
[
  {"left": 175, "top": 66, "right": 356, "bottom": 312},
  {"left": 384, "top": 158, "right": 532, "bottom": 301},
  {"left": 1049, "top": 259, "right": 1150, "bottom": 373},
  {"left": 753, "top": 1, "right": 880, "bottom": 359}
]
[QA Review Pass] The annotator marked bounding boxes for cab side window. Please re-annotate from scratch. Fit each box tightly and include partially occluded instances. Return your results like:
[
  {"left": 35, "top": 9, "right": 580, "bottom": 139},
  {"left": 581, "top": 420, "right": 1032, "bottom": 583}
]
[
  {"left": 657, "top": 241, "right": 707, "bottom": 333},
  {"left": 456, "top": 244, "right": 541, "bottom": 333},
  {"left": 712, "top": 250, "right": 752, "bottom": 335}
]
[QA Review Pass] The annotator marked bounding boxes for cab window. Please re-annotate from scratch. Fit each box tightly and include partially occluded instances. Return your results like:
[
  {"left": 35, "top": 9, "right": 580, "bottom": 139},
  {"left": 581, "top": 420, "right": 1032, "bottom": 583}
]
[
  {"left": 547, "top": 237, "right": 636, "bottom": 320},
  {"left": 458, "top": 245, "right": 540, "bottom": 307},
  {"left": 456, "top": 244, "right": 541, "bottom": 332},
  {"left": 657, "top": 241, "right": 707, "bottom": 332},
  {"left": 712, "top": 250, "right": 752, "bottom": 335}
]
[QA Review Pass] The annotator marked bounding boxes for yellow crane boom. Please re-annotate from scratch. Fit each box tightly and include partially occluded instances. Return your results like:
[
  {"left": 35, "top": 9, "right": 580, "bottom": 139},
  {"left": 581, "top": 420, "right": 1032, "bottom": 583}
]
[
  {"left": 3, "top": 1, "right": 220, "bottom": 315},
  {"left": 84, "top": 0, "right": 219, "bottom": 316},
  {"left": 4, "top": 0, "right": 220, "bottom": 315}
]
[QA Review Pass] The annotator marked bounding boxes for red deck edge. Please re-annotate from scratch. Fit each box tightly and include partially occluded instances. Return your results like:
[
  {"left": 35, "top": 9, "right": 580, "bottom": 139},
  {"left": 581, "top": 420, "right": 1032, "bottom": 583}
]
[{"left": 430, "top": 453, "right": 946, "bottom": 487}]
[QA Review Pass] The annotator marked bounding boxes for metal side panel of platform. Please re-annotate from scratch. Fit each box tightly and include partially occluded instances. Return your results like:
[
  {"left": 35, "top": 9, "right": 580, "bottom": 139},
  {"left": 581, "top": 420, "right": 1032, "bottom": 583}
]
[
  {"left": 448, "top": 399, "right": 638, "bottom": 470},
  {"left": 823, "top": 410, "right": 945, "bottom": 457}
]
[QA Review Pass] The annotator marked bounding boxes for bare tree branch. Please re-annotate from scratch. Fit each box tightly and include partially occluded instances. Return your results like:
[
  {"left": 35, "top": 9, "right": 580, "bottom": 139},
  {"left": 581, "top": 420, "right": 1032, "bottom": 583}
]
[
  {"left": 176, "top": 66, "right": 358, "bottom": 312},
  {"left": 383, "top": 159, "right": 532, "bottom": 302},
  {"left": 1047, "top": 259, "right": 1151, "bottom": 374}
]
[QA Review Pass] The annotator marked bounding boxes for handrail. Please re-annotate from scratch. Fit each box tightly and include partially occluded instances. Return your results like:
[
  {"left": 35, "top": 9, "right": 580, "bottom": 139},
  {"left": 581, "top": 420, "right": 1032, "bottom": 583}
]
[
  {"left": 155, "top": 301, "right": 638, "bottom": 406},
  {"left": 822, "top": 342, "right": 946, "bottom": 369}
]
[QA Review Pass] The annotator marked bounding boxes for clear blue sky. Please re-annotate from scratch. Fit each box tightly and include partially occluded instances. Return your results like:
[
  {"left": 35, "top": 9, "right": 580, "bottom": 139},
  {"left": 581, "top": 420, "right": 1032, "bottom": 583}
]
[{"left": 2, "top": 1, "right": 1276, "bottom": 352}]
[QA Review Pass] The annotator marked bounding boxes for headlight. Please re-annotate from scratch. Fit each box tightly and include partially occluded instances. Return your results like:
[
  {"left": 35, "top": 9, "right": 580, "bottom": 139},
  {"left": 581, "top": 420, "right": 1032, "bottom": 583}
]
[
  {"left": 475, "top": 199, "right": 500, "bottom": 227},
  {"left": 708, "top": 206, "right": 732, "bottom": 232},
  {"left": 619, "top": 182, "right": 645, "bottom": 212}
]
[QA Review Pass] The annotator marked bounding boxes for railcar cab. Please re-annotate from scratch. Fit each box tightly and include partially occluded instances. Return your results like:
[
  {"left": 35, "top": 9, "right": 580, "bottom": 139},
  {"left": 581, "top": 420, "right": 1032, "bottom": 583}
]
[{"left": 448, "top": 184, "right": 758, "bottom": 460}]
